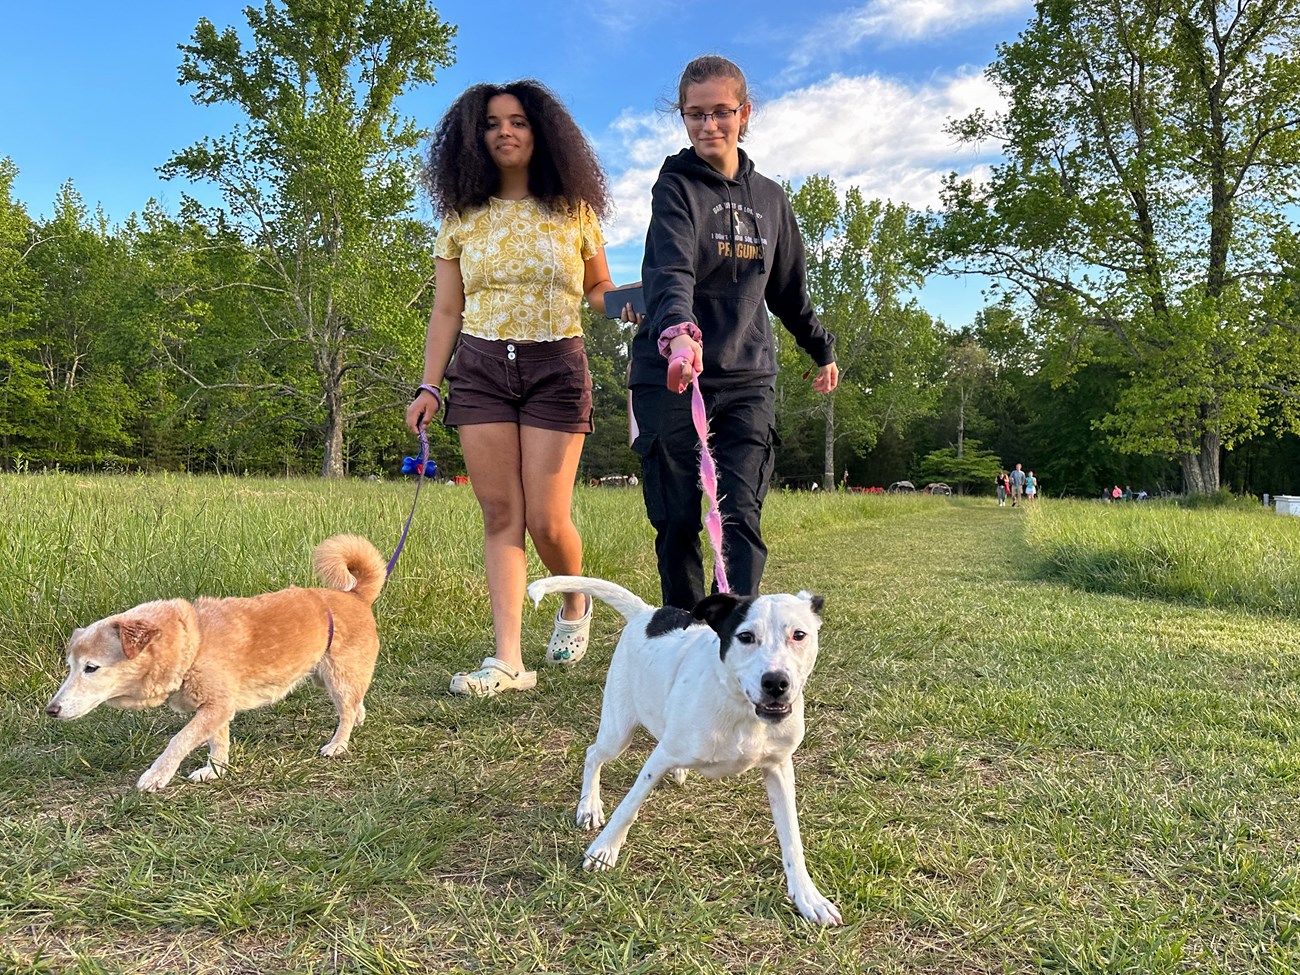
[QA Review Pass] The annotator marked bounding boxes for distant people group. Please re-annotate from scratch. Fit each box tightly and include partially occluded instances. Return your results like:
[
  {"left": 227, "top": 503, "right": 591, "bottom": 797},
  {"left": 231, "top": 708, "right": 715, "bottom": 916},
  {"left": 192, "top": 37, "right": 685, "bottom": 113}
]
[
  {"left": 1105, "top": 484, "right": 1148, "bottom": 502},
  {"left": 992, "top": 467, "right": 1158, "bottom": 504},
  {"left": 995, "top": 463, "right": 1041, "bottom": 506}
]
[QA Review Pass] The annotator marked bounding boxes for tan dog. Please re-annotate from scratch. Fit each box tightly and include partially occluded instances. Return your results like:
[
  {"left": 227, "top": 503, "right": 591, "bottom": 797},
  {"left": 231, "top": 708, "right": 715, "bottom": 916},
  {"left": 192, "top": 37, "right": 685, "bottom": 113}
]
[{"left": 45, "top": 535, "right": 386, "bottom": 792}]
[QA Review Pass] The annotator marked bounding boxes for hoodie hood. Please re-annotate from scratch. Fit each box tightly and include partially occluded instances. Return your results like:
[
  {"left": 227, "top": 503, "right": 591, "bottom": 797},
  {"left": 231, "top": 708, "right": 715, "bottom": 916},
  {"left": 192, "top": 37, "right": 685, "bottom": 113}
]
[{"left": 660, "top": 145, "right": 755, "bottom": 182}]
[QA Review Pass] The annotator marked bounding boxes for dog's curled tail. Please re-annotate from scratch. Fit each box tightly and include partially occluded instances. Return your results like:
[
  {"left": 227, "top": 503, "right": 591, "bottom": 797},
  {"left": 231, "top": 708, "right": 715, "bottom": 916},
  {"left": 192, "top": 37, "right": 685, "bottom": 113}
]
[
  {"left": 527, "top": 575, "right": 652, "bottom": 623},
  {"left": 314, "top": 534, "right": 387, "bottom": 605}
]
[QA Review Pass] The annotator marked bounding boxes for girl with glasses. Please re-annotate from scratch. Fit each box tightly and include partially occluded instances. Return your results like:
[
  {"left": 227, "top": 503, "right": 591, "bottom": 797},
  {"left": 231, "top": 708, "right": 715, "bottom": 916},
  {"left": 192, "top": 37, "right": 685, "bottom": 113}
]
[{"left": 625, "top": 55, "right": 839, "bottom": 609}]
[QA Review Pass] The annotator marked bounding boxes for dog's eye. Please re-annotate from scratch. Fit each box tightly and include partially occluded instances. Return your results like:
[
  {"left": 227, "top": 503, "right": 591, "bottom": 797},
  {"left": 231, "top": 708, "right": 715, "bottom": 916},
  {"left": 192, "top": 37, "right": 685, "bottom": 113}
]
[
  {"left": 791, "top": 630, "right": 807, "bottom": 642},
  {"left": 83, "top": 663, "right": 100, "bottom": 674},
  {"left": 736, "top": 632, "right": 756, "bottom": 645}
]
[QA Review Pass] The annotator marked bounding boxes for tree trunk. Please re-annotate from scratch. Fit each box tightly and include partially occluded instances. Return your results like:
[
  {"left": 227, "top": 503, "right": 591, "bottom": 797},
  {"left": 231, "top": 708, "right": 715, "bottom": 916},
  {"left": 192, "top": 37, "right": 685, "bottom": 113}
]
[
  {"left": 321, "top": 351, "right": 345, "bottom": 478},
  {"left": 823, "top": 395, "right": 835, "bottom": 488},
  {"left": 957, "top": 390, "right": 966, "bottom": 458},
  {"left": 1180, "top": 430, "right": 1220, "bottom": 495},
  {"left": 321, "top": 391, "right": 345, "bottom": 478}
]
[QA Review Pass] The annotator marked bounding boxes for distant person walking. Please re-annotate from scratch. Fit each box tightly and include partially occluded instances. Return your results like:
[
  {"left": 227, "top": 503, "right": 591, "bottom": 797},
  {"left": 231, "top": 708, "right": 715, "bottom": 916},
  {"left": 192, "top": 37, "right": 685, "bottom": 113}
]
[
  {"left": 995, "top": 470, "right": 1008, "bottom": 507},
  {"left": 1009, "top": 463, "right": 1026, "bottom": 507},
  {"left": 1025, "top": 470, "right": 1038, "bottom": 501}
]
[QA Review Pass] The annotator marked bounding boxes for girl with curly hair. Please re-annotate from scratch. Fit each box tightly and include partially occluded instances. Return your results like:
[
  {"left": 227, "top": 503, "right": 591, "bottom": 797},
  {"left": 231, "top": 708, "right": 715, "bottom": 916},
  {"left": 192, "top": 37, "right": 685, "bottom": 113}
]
[{"left": 406, "top": 80, "right": 629, "bottom": 697}]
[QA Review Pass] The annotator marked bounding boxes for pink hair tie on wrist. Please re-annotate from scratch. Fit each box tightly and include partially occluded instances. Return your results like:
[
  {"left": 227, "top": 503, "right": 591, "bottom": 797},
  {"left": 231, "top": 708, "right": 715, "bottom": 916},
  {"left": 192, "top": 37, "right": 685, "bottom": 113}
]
[{"left": 656, "top": 321, "right": 703, "bottom": 359}]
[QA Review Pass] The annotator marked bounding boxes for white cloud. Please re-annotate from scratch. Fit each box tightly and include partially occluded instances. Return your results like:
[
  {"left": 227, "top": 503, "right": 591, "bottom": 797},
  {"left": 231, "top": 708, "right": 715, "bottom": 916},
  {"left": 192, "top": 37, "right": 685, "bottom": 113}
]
[
  {"left": 785, "top": 0, "right": 1031, "bottom": 78},
  {"left": 600, "top": 67, "right": 1005, "bottom": 253},
  {"left": 580, "top": 0, "right": 682, "bottom": 35}
]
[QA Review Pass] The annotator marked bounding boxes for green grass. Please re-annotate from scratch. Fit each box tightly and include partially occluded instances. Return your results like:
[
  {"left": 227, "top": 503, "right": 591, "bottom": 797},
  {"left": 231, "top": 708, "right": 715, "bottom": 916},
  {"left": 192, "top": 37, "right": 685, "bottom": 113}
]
[
  {"left": 6, "top": 478, "right": 1300, "bottom": 972},
  {"left": 1024, "top": 498, "right": 1300, "bottom": 615}
]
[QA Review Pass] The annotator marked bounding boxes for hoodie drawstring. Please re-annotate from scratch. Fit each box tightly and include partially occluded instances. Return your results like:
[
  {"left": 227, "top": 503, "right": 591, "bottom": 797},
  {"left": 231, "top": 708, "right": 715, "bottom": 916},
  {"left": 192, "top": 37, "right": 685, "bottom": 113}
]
[
  {"left": 724, "top": 184, "right": 738, "bottom": 284},
  {"left": 743, "top": 173, "right": 765, "bottom": 275}
]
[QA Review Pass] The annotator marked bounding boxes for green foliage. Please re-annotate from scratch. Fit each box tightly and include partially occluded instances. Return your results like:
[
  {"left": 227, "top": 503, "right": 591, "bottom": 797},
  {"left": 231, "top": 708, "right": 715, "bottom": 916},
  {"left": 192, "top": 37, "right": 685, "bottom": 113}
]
[
  {"left": 1178, "top": 487, "right": 1261, "bottom": 511},
  {"left": 162, "top": 0, "right": 456, "bottom": 477},
  {"left": 780, "top": 174, "right": 943, "bottom": 484},
  {"left": 576, "top": 305, "right": 638, "bottom": 480},
  {"left": 0, "top": 158, "right": 49, "bottom": 451},
  {"left": 937, "top": 0, "right": 1300, "bottom": 493},
  {"left": 915, "top": 438, "right": 1003, "bottom": 493}
]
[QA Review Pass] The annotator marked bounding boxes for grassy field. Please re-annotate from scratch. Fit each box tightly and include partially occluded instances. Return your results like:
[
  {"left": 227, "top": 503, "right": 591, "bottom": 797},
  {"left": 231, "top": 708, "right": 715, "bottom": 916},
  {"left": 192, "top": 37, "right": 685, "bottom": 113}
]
[{"left": 6, "top": 476, "right": 1300, "bottom": 973}]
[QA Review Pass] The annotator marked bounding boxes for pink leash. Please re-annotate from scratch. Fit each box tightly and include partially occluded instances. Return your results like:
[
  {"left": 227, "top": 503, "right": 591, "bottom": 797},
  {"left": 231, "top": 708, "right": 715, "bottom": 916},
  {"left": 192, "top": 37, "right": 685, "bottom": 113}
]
[{"left": 672, "top": 352, "right": 730, "bottom": 594}]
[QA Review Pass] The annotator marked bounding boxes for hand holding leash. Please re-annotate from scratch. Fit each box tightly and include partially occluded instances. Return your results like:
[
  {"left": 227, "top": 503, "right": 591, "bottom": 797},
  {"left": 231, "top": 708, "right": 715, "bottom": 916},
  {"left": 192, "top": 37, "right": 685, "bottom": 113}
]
[
  {"left": 665, "top": 335, "right": 703, "bottom": 393},
  {"left": 657, "top": 322, "right": 704, "bottom": 393},
  {"left": 406, "top": 383, "right": 443, "bottom": 434}
]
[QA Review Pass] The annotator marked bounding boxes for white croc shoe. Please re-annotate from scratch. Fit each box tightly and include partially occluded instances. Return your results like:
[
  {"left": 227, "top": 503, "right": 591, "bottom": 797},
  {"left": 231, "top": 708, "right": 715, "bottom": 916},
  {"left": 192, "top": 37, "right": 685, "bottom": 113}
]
[
  {"left": 449, "top": 657, "right": 537, "bottom": 697},
  {"left": 545, "top": 596, "right": 592, "bottom": 665}
]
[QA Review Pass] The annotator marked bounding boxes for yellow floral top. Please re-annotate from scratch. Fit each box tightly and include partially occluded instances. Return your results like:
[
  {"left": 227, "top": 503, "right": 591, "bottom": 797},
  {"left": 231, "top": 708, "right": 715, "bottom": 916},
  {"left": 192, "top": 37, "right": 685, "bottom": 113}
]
[{"left": 435, "top": 197, "right": 604, "bottom": 341}]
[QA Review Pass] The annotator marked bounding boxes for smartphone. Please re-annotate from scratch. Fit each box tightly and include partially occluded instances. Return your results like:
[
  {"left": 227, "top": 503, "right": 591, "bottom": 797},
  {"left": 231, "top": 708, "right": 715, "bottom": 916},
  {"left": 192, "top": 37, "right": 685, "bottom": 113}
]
[{"left": 604, "top": 284, "right": 646, "bottom": 320}]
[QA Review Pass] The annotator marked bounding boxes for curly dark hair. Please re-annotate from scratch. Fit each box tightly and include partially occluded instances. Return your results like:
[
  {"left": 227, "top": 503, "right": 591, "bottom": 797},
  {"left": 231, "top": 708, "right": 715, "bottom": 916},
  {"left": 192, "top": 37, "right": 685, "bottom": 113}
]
[{"left": 423, "top": 80, "right": 609, "bottom": 220}]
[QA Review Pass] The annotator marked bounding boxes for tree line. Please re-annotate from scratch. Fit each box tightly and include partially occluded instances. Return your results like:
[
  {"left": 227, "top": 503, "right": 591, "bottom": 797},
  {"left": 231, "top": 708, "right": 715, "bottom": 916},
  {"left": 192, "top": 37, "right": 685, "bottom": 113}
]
[{"left": 2, "top": 0, "right": 1299, "bottom": 498}]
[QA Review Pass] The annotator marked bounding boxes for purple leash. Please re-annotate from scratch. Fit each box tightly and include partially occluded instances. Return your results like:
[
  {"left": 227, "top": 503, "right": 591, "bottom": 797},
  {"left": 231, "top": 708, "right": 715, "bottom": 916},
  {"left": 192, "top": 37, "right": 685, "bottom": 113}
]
[{"left": 386, "top": 426, "right": 429, "bottom": 577}]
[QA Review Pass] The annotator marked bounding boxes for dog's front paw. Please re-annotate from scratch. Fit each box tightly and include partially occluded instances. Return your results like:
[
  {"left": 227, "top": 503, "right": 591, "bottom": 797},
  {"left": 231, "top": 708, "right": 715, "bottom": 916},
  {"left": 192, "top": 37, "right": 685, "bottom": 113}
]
[
  {"left": 582, "top": 838, "right": 621, "bottom": 872},
  {"left": 319, "top": 741, "right": 349, "bottom": 758},
  {"left": 668, "top": 767, "right": 688, "bottom": 787},
  {"left": 188, "top": 764, "right": 223, "bottom": 783},
  {"left": 792, "top": 888, "right": 842, "bottom": 926},
  {"left": 136, "top": 767, "right": 173, "bottom": 793},
  {"left": 576, "top": 797, "right": 605, "bottom": 831}
]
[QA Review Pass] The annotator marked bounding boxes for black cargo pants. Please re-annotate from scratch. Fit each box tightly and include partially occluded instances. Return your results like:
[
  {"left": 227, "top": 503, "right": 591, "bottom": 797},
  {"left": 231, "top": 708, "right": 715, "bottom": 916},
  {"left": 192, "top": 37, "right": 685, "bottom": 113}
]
[{"left": 630, "top": 382, "right": 777, "bottom": 609}]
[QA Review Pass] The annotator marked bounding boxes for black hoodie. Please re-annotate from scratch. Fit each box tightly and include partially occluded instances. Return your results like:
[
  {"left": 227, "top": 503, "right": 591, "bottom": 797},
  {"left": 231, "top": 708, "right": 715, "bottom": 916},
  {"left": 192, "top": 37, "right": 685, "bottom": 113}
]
[{"left": 630, "top": 147, "right": 836, "bottom": 393}]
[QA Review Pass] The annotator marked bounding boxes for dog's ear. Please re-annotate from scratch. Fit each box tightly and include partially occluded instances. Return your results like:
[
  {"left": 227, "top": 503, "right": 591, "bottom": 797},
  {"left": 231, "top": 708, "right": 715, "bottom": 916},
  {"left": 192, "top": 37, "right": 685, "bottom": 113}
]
[
  {"left": 693, "top": 593, "right": 742, "bottom": 631},
  {"left": 798, "top": 591, "right": 825, "bottom": 618},
  {"left": 115, "top": 618, "right": 161, "bottom": 659}
]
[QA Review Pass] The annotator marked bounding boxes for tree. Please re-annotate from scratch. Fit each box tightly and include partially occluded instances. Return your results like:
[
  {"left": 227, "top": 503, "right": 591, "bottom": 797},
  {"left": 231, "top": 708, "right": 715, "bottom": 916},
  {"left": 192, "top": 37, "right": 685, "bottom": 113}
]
[
  {"left": 24, "top": 183, "right": 144, "bottom": 466},
  {"left": 945, "top": 335, "right": 993, "bottom": 461},
  {"left": 577, "top": 305, "right": 638, "bottom": 481},
  {"left": 0, "top": 159, "right": 49, "bottom": 465},
  {"left": 915, "top": 439, "right": 1003, "bottom": 494},
  {"left": 782, "top": 175, "right": 942, "bottom": 486},
  {"left": 162, "top": 0, "right": 456, "bottom": 476},
  {"left": 937, "top": 0, "right": 1300, "bottom": 494}
]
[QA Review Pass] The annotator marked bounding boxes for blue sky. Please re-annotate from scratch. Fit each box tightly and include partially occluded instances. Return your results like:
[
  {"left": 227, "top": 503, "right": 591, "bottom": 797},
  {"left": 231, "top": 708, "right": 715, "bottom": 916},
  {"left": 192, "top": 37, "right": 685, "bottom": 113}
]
[{"left": 0, "top": 0, "right": 1035, "bottom": 326}]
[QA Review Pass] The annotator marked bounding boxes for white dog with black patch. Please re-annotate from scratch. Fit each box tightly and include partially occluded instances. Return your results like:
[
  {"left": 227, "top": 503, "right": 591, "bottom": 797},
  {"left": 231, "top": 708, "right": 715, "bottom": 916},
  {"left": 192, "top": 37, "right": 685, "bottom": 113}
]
[{"left": 527, "top": 575, "right": 841, "bottom": 926}]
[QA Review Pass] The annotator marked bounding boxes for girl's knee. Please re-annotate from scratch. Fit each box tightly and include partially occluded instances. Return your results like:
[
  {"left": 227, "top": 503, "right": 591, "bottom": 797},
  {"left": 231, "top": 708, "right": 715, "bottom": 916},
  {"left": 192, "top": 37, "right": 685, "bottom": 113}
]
[
  {"left": 479, "top": 498, "right": 523, "bottom": 536},
  {"left": 527, "top": 515, "right": 578, "bottom": 551}
]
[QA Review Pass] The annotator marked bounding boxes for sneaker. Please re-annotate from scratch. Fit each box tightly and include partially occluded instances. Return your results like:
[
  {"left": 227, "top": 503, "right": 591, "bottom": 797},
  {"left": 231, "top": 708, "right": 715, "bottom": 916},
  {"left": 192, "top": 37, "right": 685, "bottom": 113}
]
[
  {"left": 449, "top": 657, "right": 537, "bottom": 697},
  {"left": 545, "top": 595, "right": 592, "bottom": 665}
]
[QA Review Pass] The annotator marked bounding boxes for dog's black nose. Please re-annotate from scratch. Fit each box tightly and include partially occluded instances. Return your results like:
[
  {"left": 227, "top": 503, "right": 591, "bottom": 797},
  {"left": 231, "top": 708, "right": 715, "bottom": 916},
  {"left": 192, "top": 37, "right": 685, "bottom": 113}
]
[
  {"left": 45, "top": 704, "right": 61, "bottom": 717},
  {"left": 761, "top": 671, "right": 791, "bottom": 700}
]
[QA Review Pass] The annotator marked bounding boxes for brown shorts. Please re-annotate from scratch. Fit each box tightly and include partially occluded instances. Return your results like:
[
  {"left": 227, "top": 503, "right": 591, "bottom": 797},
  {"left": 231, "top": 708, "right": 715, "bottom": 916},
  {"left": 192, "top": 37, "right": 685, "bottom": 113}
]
[{"left": 443, "top": 334, "right": 593, "bottom": 433}]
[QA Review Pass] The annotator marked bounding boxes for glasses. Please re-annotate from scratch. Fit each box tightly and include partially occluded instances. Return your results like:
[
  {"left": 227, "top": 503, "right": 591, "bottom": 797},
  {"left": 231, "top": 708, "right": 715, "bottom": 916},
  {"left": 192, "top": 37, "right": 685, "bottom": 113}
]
[{"left": 681, "top": 106, "right": 741, "bottom": 125}]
